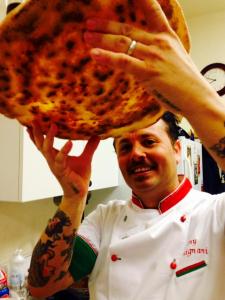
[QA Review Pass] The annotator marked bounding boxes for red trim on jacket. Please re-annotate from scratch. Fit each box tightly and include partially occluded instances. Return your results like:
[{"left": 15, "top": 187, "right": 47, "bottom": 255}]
[{"left": 131, "top": 177, "right": 192, "bottom": 213}]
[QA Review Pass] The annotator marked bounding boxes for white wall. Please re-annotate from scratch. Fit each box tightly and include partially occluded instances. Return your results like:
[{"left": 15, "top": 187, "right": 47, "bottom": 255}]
[{"left": 188, "top": 11, "right": 225, "bottom": 71}]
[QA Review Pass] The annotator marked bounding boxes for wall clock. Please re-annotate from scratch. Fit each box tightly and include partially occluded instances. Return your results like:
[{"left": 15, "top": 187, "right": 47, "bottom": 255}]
[{"left": 201, "top": 63, "right": 225, "bottom": 96}]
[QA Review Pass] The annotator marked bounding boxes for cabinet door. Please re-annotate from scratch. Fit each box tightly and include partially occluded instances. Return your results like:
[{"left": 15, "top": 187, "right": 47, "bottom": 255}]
[
  {"left": 21, "top": 129, "right": 119, "bottom": 201},
  {"left": 0, "top": 116, "right": 20, "bottom": 201}
]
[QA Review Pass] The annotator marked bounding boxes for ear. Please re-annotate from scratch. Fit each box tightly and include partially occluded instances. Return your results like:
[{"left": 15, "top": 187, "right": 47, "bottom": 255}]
[{"left": 173, "top": 139, "right": 181, "bottom": 165}]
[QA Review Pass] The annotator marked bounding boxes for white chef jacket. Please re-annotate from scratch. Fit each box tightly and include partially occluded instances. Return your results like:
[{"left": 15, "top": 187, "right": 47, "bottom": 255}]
[{"left": 70, "top": 177, "right": 225, "bottom": 300}]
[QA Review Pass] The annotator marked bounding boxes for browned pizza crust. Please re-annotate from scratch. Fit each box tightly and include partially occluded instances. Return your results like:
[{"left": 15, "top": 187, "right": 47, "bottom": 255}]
[{"left": 0, "top": 0, "right": 190, "bottom": 140}]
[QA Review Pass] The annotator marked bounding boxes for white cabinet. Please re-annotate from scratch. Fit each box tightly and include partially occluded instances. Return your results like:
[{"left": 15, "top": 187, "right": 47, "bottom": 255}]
[{"left": 0, "top": 115, "right": 119, "bottom": 202}]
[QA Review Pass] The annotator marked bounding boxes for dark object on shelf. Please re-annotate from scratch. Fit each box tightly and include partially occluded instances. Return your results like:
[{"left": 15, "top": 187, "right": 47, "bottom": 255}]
[{"left": 202, "top": 146, "right": 225, "bottom": 194}]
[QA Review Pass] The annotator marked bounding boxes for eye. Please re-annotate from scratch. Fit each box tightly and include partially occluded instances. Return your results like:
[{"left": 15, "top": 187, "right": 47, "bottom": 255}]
[
  {"left": 118, "top": 143, "right": 132, "bottom": 154},
  {"left": 142, "top": 139, "right": 156, "bottom": 147}
]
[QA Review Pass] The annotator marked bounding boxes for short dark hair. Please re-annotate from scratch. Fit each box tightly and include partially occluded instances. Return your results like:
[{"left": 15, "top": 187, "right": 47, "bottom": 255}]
[
  {"left": 160, "top": 111, "right": 180, "bottom": 143},
  {"left": 113, "top": 111, "right": 180, "bottom": 150}
]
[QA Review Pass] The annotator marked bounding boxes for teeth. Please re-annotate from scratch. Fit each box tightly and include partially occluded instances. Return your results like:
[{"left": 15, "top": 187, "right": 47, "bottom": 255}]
[{"left": 133, "top": 167, "right": 151, "bottom": 174}]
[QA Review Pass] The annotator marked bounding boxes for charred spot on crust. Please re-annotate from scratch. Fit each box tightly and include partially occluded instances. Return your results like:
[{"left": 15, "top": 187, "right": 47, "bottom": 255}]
[
  {"left": 76, "top": 99, "right": 83, "bottom": 104},
  {"left": 119, "top": 16, "right": 126, "bottom": 23},
  {"left": 52, "top": 82, "right": 63, "bottom": 89},
  {"left": 0, "top": 86, "right": 10, "bottom": 92},
  {"left": 25, "top": 50, "right": 34, "bottom": 58},
  {"left": 56, "top": 72, "right": 65, "bottom": 80},
  {"left": 55, "top": 0, "right": 69, "bottom": 11},
  {"left": 115, "top": 4, "right": 125, "bottom": 14},
  {"left": 61, "top": 61, "right": 69, "bottom": 68},
  {"left": 129, "top": 11, "right": 136, "bottom": 22},
  {"left": 118, "top": 79, "right": 129, "bottom": 94},
  {"left": 72, "top": 57, "right": 91, "bottom": 73},
  {"left": 96, "top": 108, "right": 106, "bottom": 116},
  {"left": 22, "top": 89, "right": 33, "bottom": 99},
  {"left": 56, "top": 121, "right": 69, "bottom": 131},
  {"left": 15, "top": 13, "right": 38, "bottom": 34},
  {"left": 0, "top": 65, "right": 7, "bottom": 72},
  {"left": 47, "top": 51, "right": 56, "bottom": 59},
  {"left": 42, "top": 116, "right": 51, "bottom": 122},
  {"left": 93, "top": 70, "right": 113, "bottom": 82},
  {"left": 62, "top": 11, "right": 84, "bottom": 23},
  {"left": 140, "top": 19, "right": 147, "bottom": 26},
  {"left": 0, "top": 101, "right": 7, "bottom": 109},
  {"left": 31, "top": 34, "right": 51, "bottom": 49},
  {"left": 37, "top": 81, "right": 48, "bottom": 89},
  {"left": 3, "top": 51, "right": 11, "bottom": 58},
  {"left": 95, "top": 86, "right": 104, "bottom": 96},
  {"left": 68, "top": 107, "right": 76, "bottom": 112},
  {"left": 80, "top": 56, "right": 91, "bottom": 66},
  {"left": 68, "top": 81, "right": 76, "bottom": 87},
  {"left": 46, "top": 90, "right": 57, "bottom": 98},
  {"left": 79, "top": 77, "right": 88, "bottom": 92},
  {"left": 0, "top": 75, "right": 10, "bottom": 82},
  {"left": 52, "top": 24, "right": 63, "bottom": 37},
  {"left": 30, "top": 106, "right": 40, "bottom": 115},
  {"left": 144, "top": 102, "right": 161, "bottom": 115},
  {"left": 79, "top": 0, "right": 92, "bottom": 5},
  {"left": 66, "top": 40, "right": 75, "bottom": 51}
]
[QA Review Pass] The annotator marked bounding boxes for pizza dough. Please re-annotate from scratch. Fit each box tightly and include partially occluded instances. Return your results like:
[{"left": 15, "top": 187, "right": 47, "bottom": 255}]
[{"left": 0, "top": 0, "right": 190, "bottom": 139}]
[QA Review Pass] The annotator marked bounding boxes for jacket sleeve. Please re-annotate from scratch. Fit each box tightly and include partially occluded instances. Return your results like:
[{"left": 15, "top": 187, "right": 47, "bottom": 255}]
[{"left": 69, "top": 205, "right": 103, "bottom": 281}]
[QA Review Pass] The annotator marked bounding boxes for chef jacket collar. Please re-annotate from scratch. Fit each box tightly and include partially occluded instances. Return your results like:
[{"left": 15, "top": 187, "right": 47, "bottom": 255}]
[{"left": 131, "top": 177, "right": 192, "bottom": 213}]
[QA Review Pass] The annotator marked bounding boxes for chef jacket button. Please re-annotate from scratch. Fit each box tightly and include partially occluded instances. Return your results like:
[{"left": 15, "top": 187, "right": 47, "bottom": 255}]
[
  {"left": 180, "top": 215, "right": 186, "bottom": 222},
  {"left": 111, "top": 254, "right": 121, "bottom": 262},
  {"left": 170, "top": 259, "right": 177, "bottom": 270}
]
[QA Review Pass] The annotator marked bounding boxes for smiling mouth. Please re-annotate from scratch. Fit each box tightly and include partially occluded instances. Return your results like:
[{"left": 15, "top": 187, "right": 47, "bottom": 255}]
[{"left": 129, "top": 165, "right": 156, "bottom": 175}]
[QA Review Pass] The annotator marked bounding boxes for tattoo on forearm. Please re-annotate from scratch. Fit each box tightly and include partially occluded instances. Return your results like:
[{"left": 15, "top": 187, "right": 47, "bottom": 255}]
[
  {"left": 153, "top": 90, "right": 181, "bottom": 112},
  {"left": 28, "top": 239, "right": 57, "bottom": 287},
  {"left": 28, "top": 209, "right": 77, "bottom": 287},
  {"left": 210, "top": 136, "right": 225, "bottom": 158},
  {"left": 54, "top": 271, "right": 67, "bottom": 282},
  {"left": 61, "top": 232, "right": 76, "bottom": 263},
  {"left": 72, "top": 184, "right": 80, "bottom": 194}
]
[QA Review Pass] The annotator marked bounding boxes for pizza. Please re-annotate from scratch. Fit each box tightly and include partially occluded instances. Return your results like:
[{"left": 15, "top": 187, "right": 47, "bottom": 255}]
[{"left": 0, "top": 0, "right": 190, "bottom": 140}]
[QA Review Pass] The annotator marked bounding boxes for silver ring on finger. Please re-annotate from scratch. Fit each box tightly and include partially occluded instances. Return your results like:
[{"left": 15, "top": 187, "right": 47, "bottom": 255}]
[{"left": 126, "top": 40, "right": 137, "bottom": 56}]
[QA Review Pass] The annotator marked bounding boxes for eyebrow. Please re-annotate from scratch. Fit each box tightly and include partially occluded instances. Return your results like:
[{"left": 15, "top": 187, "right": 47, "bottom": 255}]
[
  {"left": 117, "top": 138, "right": 131, "bottom": 147},
  {"left": 117, "top": 133, "right": 157, "bottom": 146}
]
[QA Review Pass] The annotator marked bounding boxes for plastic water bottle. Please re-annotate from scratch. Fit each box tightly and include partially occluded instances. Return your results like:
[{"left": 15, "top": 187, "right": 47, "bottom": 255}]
[{"left": 8, "top": 249, "right": 26, "bottom": 295}]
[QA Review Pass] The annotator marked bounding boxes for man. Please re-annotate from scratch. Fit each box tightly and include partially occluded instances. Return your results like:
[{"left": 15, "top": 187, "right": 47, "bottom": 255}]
[
  {"left": 28, "top": 0, "right": 225, "bottom": 299},
  {"left": 28, "top": 112, "right": 225, "bottom": 300}
]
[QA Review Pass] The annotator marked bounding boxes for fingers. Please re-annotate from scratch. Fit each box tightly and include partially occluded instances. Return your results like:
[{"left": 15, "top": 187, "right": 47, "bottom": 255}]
[
  {"left": 138, "top": 0, "right": 170, "bottom": 32},
  {"left": 86, "top": 19, "right": 153, "bottom": 45},
  {"left": 85, "top": 30, "right": 159, "bottom": 61},
  {"left": 26, "top": 126, "right": 34, "bottom": 143},
  {"left": 30, "top": 122, "right": 44, "bottom": 150},
  {"left": 90, "top": 48, "right": 148, "bottom": 78},
  {"left": 54, "top": 140, "right": 73, "bottom": 174},
  {"left": 42, "top": 124, "right": 57, "bottom": 154},
  {"left": 81, "top": 136, "right": 100, "bottom": 162}
]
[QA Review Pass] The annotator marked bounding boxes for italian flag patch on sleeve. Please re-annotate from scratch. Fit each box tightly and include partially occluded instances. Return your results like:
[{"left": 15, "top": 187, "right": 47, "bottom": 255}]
[
  {"left": 176, "top": 260, "right": 207, "bottom": 277},
  {"left": 69, "top": 235, "right": 98, "bottom": 281}
]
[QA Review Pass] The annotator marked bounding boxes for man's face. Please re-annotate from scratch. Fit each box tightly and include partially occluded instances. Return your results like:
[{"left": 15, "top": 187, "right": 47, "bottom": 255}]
[{"left": 115, "top": 120, "right": 181, "bottom": 202}]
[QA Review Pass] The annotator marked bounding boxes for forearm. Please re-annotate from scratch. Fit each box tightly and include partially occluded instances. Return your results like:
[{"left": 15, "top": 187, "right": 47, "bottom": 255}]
[
  {"left": 157, "top": 76, "right": 225, "bottom": 170},
  {"left": 183, "top": 91, "right": 225, "bottom": 171},
  {"left": 28, "top": 195, "right": 87, "bottom": 297}
]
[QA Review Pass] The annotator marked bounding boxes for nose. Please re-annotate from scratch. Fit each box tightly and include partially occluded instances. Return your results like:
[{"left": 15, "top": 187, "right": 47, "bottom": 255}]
[{"left": 131, "top": 144, "right": 146, "bottom": 162}]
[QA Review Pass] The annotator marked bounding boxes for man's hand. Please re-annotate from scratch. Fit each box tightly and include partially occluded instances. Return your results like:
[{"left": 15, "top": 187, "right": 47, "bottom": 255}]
[
  {"left": 83, "top": 0, "right": 214, "bottom": 114},
  {"left": 28, "top": 123, "right": 100, "bottom": 200}
]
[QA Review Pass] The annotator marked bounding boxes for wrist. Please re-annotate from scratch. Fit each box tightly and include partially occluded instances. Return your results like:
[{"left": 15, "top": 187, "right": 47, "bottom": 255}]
[{"left": 59, "top": 195, "right": 87, "bottom": 218}]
